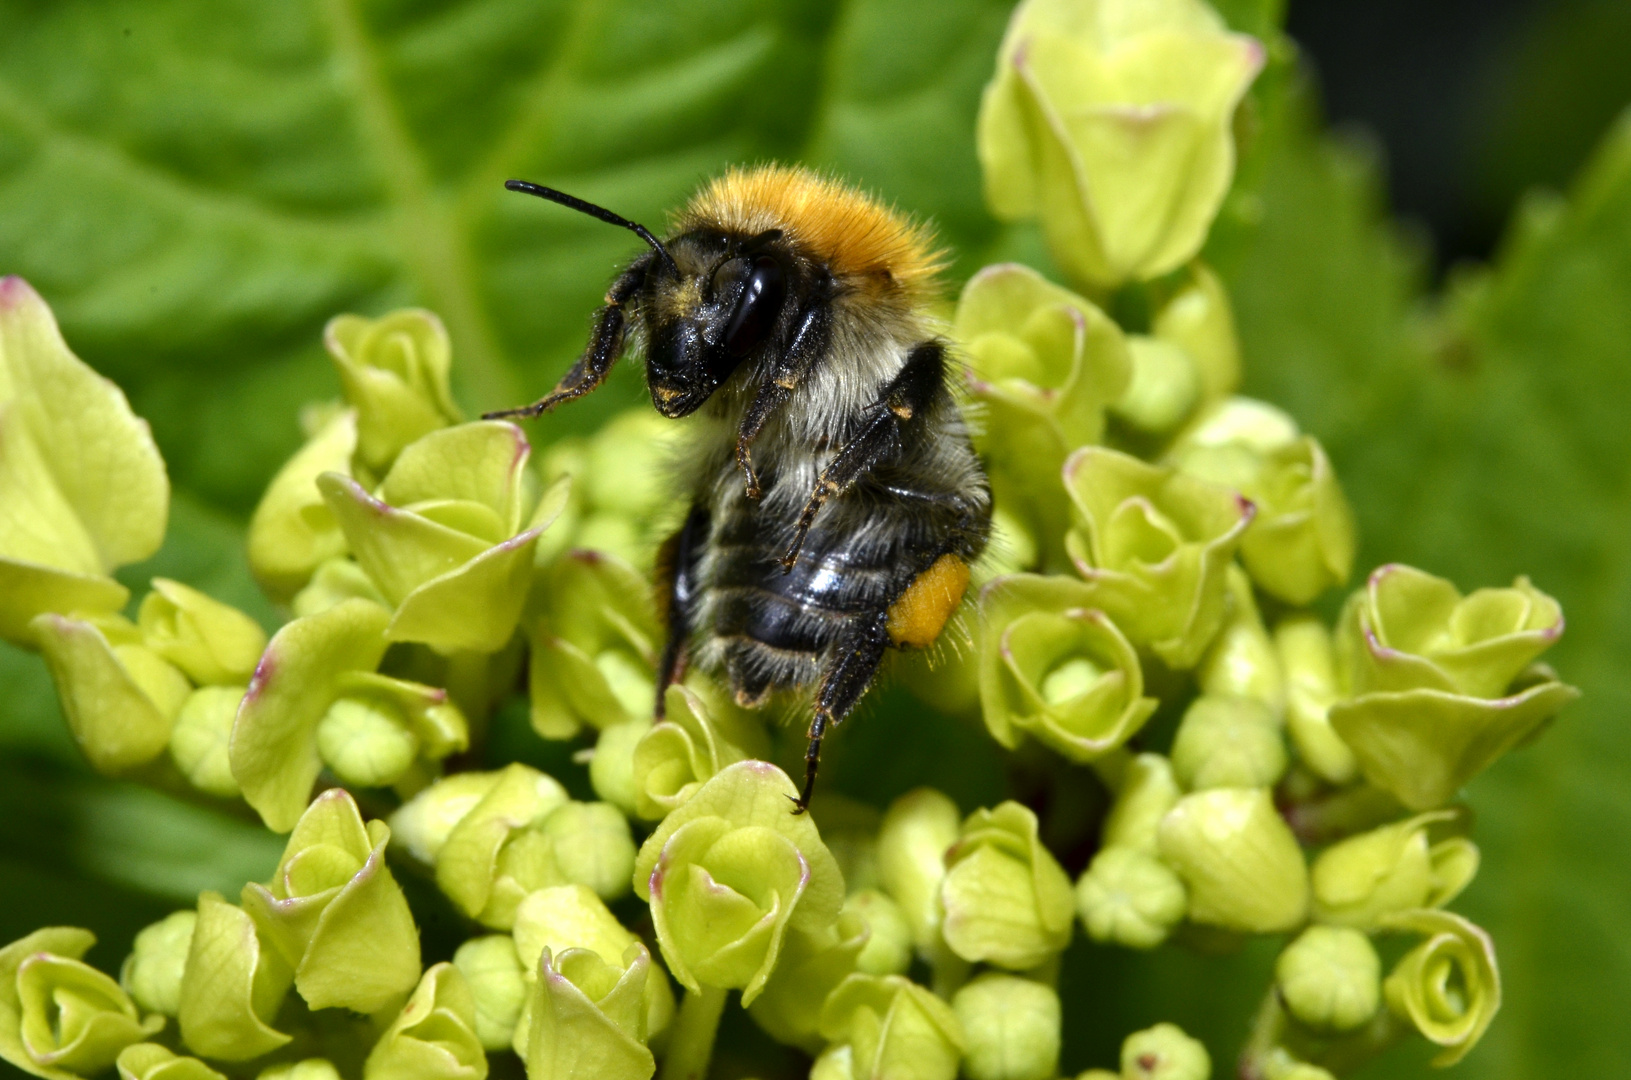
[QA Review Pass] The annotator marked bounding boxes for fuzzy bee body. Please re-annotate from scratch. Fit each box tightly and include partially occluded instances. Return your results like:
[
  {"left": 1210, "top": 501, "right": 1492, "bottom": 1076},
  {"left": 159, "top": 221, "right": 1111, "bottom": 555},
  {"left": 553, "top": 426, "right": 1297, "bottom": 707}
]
[{"left": 491, "top": 165, "right": 991, "bottom": 809}]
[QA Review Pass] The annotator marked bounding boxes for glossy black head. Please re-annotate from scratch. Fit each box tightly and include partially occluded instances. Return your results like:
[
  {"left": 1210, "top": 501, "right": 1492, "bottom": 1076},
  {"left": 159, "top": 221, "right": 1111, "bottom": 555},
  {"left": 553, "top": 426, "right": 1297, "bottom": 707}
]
[{"left": 642, "top": 228, "right": 793, "bottom": 417}]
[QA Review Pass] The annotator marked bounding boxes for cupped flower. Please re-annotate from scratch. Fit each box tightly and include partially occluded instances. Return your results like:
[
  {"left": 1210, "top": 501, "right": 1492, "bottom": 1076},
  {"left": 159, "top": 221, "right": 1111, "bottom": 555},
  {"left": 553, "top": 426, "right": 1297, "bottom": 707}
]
[
  {"left": 0, "top": 928, "right": 162, "bottom": 1080},
  {"left": 324, "top": 309, "right": 460, "bottom": 475},
  {"left": 528, "top": 549, "right": 661, "bottom": 738},
  {"left": 115, "top": 1044, "right": 224, "bottom": 1080},
  {"left": 136, "top": 580, "right": 266, "bottom": 688},
  {"left": 520, "top": 945, "right": 656, "bottom": 1080},
  {"left": 939, "top": 802, "right": 1075, "bottom": 970},
  {"left": 1328, "top": 565, "right": 1577, "bottom": 809},
  {"left": 176, "top": 894, "right": 292, "bottom": 1061},
  {"left": 31, "top": 613, "right": 191, "bottom": 775},
  {"left": 1381, "top": 909, "right": 1500, "bottom": 1066},
  {"left": 362, "top": 963, "right": 486, "bottom": 1080},
  {"left": 633, "top": 761, "right": 845, "bottom": 1004},
  {"left": 977, "top": 0, "right": 1264, "bottom": 289},
  {"left": 1063, "top": 446, "right": 1253, "bottom": 668},
  {"left": 1157, "top": 787, "right": 1308, "bottom": 933},
  {"left": 1275, "top": 925, "right": 1381, "bottom": 1033},
  {"left": 954, "top": 265, "right": 1130, "bottom": 562},
  {"left": 239, "top": 788, "right": 421, "bottom": 1014},
  {"left": 0, "top": 277, "right": 166, "bottom": 648},
  {"left": 1310, "top": 811, "right": 1478, "bottom": 929},
  {"left": 816, "top": 974, "right": 964, "bottom": 1080},
  {"left": 247, "top": 409, "right": 358, "bottom": 603},
  {"left": 511, "top": 885, "right": 673, "bottom": 1054},
  {"left": 953, "top": 973, "right": 1060, "bottom": 1080},
  {"left": 977, "top": 575, "right": 1158, "bottom": 763},
  {"left": 319, "top": 422, "right": 568, "bottom": 655},
  {"left": 632, "top": 684, "right": 767, "bottom": 820},
  {"left": 1173, "top": 405, "right": 1355, "bottom": 605}
]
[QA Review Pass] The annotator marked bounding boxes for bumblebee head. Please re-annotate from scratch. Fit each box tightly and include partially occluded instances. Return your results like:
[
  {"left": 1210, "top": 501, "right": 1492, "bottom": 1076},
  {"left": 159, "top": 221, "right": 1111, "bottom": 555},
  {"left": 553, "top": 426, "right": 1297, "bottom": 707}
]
[{"left": 505, "top": 179, "right": 797, "bottom": 419}]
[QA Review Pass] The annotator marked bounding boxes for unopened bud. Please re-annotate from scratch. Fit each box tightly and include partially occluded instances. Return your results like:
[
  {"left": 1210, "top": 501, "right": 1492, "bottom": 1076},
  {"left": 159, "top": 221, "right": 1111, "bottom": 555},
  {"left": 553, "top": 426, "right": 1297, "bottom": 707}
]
[
  {"left": 169, "top": 687, "right": 244, "bottom": 797},
  {"left": 953, "top": 973, "right": 1060, "bottom": 1080},
  {"left": 844, "top": 889, "right": 913, "bottom": 976},
  {"left": 1275, "top": 615, "right": 1356, "bottom": 785},
  {"left": 1121, "top": 1022, "right": 1210, "bottom": 1080},
  {"left": 1075, "top": 847, "right": 1186, "bottom": 949},
  {"left": 452, "top": 935, "right": 526, "bottom": 1051},
  {"left": 1157, "top": 788, "right": 1309, "bottom": 933},
  {"left": 1170, "top": 695, "right": 1287, "bottom": 791},
  {"left": 1276, "top": 926, "right": 1381, "bottom": 1032},
  {"left": 315, "top": 695, "right": 418, "bottom": 788},
  {"left": 121, "top": 911, "right": 197, "bottom": 1017},
  {"left": 1101, "top": 754, "right": 1181, "bottom": 853},
  {"left": 877, "top": 788, "right": 962, "bottom": 952}
]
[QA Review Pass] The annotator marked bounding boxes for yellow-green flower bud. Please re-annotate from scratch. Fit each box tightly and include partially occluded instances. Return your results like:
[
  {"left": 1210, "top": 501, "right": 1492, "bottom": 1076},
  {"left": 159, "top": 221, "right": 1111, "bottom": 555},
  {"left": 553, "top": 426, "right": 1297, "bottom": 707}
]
[
  {"left": 633, "top": 684, "right": 767, "bottom": 819},
  {"left": 511, "top": 885, "right": 673, "bottom": 1051},
  {"left": 121, "top": 912, "right": 196, "bottom": 1018},
  {"left": 291, "top": 556, "right": 389, "bottom": 618},
  {"left": 977, "top": 0, "right": 1264, "bottom": 290},
  {"left": 324, "top": 309, "right": 460, "bottom": 474},
  {"left": 1198, "top": 566, "right": 1285, "bottom": 715},
  {"left": 0, "top": 276, "right": 165, "bottom": 648},
  {"left": 520, "top": 945, "right": 656, "bottom": 1080},
  {"left": 1274, "top": 615, "right": 1355, "bottom": 785},
  {"left": 1121, "top": 1022, "right": 1210, "bottom": 1080},
  {"left": 315, "top": 696, "right": 418, "bottom": 787},
  {"left": 844, "top": 889, "right": 912, "bottom": 977},
  {"left": 257, "top": 1061, "right": 339, "bottom": 1080},
  {"left": 1157, "top": 788, "right": 1308, "bottom": 933},
  {"left": 1063, "top": 447, "right": 1254, "bottom": 668},
  {"left": 940, "top": 802, "right": 1074, "bottom": 970},
  {"left": 452, "top": 936, "right": 526, "bottom": 1052},
  {"left": 240, "top": 788, "right": 421, "bottom": 1013},
  {"left": 247, "top": 409, "right": 357, "bottom": 603},
  {"left": 1076, "top": 1072, "right": 1119, "bottom": 1080},
  {"left": 1170, "top": 695, "right": 1286, "bottom": 791},
  {"left": 389, "top": 770, "right": 509, "bottom": 865},
  {"left": 1075, "top": 847, "right": 1186, "bottom": 950},
  {"left": 1151, "top": 263, "right": 1241, "bottom": 404},
  {"left": 1261, "top": 1058, "right": 1336, "bottom": 1080},
  {"left": 1310, "top": 811, "right": 1478, "bottom": 929},
  {"left": 747, "top": 914, "right": 868, "bottom": 1052},
  {"left": 537, "top": 801, "right": 638, "bottom": 901},
  {"left": 363, "top": 963, "right": 486, "bottom": 1080},
  {"left": 1113, "top": 337, "right": 1201, "bottom": 436},
  {"left": 168, "top": 687, "right": 244, "bottom": 797},
  {"left": 1276, "top": 926, "right": 1380, "bottom": 1033},
  {"left": 877, "top": 789, "right": 962, "bottom": 953},
  {"left": 137, "top": 579, "right": 266, "bottom": 687},
  {"left": 320, "top": 423, "right": 564, "bottom": 655},
  {"left": 818, "top": 974, "right": 964, "bottom": 1080},
  {"left": 529, "top": 549, "right": 660, "bottom": 738},
  {"left": 0, "top": 928, "right": 163, "bottom": 1079},
  {"left": 978, "top": 575, "right": 1158, "bottom": 763},
  {"left": 590, "top": 718, "right": 651, "bottom": 816},
  {"left": 954, "top": 265, "right": 1131, "bottom": 563},
  {"left": 429, "top": 763, "right": 571, "bottom": 928},
  {"left": 1381, "top": 909, "right": 1500, "bottom": 1066},
  {"left": 1101, "top": 754, "right": 1181, "bottom": 853},
  {"left": 953, "top": 973, "right": 1060, "bottom": 1080},
  {"left": 633, "top": 761, "right": 845, "bottom": 1003},
  {"left": 116, "top": 1043, "right": 225, "bottom": 1080},
  {"left": 177, "top": 894, "right": 292, "bottom": 1061},
  {"left": 32, "top": 613, "right": 190, "bottom": 775}
]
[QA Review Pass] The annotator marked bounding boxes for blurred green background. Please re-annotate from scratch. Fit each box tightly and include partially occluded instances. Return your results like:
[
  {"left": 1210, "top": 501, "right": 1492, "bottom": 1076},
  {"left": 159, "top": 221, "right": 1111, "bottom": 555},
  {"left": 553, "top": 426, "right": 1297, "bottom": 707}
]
[{"left": 1, "top": 0, "right": 1628, "bottom": 1077}]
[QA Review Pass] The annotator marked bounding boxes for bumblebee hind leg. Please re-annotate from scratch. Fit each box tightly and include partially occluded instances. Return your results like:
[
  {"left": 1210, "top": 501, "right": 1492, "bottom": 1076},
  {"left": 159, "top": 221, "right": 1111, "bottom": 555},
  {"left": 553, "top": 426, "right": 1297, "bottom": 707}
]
[{"left": 794, "top": 610, "right": 891, "bottom": 814}]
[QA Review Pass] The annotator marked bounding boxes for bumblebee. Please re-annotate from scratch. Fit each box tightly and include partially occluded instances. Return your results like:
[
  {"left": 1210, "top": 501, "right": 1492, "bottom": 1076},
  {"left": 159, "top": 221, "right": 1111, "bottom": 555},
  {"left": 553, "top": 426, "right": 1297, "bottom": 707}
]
[{"left": 488, "top": 165, "right": 991, "bottom": 811}]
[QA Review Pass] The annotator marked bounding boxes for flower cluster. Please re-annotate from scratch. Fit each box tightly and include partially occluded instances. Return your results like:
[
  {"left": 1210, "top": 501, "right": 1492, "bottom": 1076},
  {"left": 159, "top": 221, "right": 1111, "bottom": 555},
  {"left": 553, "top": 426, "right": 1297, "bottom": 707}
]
[{"left": 0, "top": 0, "right": 1576, "bottom": 1077}]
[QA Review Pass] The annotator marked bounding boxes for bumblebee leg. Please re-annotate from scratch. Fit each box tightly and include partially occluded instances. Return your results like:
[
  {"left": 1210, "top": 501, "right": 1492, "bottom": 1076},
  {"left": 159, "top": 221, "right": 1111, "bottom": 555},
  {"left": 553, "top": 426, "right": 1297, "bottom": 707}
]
[
  {"left": 793, "top": 610, "right": 891, "bottom": 813},
  {"left": 652, "top": 503, "right": 710, "bottom": 718},
  {"left": 735, "top": 305, "right": 830, "bottom": 498},
  {"left": 782, "top": 341, "right": 946, "bottom": 569},
  {"left": 483, "top": 261, "right": 648, "bottom": 420}
]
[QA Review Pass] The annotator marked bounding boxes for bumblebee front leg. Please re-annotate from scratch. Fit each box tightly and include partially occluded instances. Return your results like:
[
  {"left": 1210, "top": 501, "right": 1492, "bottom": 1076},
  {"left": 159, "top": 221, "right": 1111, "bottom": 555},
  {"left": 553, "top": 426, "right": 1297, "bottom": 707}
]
[
  {"left": 483, "top": 261, "right": 648, "bottom": 420},
  {"left": 782, "top": 341, "right": 946, "bottom": 569},
  {"left": 793, "top": 610, "right": 891, "bottom": 814},
  {"left": 652, "top": 503, "right": 709, "bottom": 718},
  {"left": 734, "top": 304, "right": 830, "bottom": 498}
]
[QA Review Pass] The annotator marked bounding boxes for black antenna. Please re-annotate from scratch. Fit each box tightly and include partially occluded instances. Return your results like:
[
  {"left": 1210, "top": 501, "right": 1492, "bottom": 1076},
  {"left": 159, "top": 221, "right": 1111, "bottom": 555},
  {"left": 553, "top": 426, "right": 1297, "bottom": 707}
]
[{"left": 505, "top": 179, "right": 679, "bottom": 277}]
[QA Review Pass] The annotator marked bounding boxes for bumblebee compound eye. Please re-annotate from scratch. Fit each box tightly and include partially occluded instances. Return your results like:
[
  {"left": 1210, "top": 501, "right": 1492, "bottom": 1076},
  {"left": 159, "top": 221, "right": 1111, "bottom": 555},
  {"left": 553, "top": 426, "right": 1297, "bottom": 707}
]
[{"left": 724, "top": 255, "right": 785, "bottom": 357}]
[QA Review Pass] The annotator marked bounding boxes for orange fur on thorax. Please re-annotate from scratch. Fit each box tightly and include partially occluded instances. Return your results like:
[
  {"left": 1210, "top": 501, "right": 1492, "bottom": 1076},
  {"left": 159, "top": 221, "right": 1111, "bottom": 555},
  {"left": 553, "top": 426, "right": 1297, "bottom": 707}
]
[{"left": 675, "top": 165, "right": 943, "bottom": 302}]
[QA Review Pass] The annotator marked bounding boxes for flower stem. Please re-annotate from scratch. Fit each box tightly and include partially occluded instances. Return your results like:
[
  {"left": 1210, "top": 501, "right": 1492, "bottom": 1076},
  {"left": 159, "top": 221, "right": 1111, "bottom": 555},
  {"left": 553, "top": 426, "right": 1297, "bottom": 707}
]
[{"left": 659, "top": 985, "right": 728, "bottom": 1080}]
